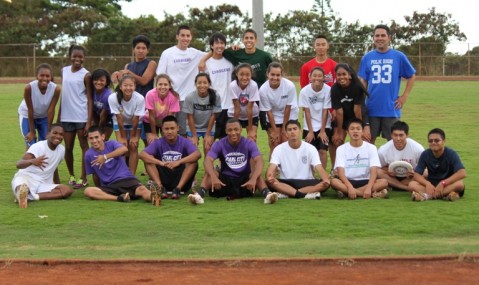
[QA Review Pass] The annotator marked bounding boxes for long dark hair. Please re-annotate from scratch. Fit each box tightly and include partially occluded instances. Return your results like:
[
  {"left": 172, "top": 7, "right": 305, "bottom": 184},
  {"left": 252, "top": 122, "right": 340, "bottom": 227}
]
[
  {"left": 334, "top": 63, "right": 369, "bottom": 97},
  {"left": 195, "top": 73, "right": 216, "bottom": 106},
  {"left": 115, "top": 74, "right": 136, "bottom": 104},
  {"left": 91, "top": 69, "right": 113, "bottom": 94}
]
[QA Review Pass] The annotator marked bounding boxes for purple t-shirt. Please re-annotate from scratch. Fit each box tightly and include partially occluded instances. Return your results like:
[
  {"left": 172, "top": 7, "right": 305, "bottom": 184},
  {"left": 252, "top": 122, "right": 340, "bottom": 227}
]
[
  {"left": 208, "top": 136, "right": 261, "bottom": 178},
  {"left": 143, "top": 136, "right": 198, "bottom": 161},
  {"left": 93, "top": 87, "right": 112, "bottom": 116},
  {"left": 85, "top": 140, "right": 135, "bottom": 185}
]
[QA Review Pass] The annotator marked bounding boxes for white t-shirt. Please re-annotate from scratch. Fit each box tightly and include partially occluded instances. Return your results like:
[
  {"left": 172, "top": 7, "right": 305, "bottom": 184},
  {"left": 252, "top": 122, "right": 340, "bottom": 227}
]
[
  {"left": 378, "top": 138, "right": 424, "bottom": 168},
  {"left": 227, "top": 80, "right": 260, "bottom": 120},
  {"left": 16, "top": 140, "right": 64, "bottom": 184},
  {"left": 108, "top": 91, "right": 145, "bottom": 126},
  {"left": 60, "top": 66, "right": 89, "bottom": 122},
  {"left": 270, "top": 141, "right": 321, "bottom": 180},
  {"left": 335, "top": 141, "right": 381, "bottom": 180},
  {"left": 18, "top": 80, "right": 57, "bottom": 118},
  {"left": 156, "top": 46, "right": 205, "bottom": 101},
  {"left": 298, "top": 83, "right": 332, "bottom": 131},
  {"left": 205, "top": 57, "right": 234, "bottom": 109},
  {"left": 259, "top": 78, "right": 299, "bottom": 124}
]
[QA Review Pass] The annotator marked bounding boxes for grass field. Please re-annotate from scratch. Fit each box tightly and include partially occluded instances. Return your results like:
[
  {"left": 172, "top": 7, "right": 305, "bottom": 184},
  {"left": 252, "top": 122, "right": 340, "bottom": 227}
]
[{"left": 0, "top": 81, "right": 478, "bottom": 260}]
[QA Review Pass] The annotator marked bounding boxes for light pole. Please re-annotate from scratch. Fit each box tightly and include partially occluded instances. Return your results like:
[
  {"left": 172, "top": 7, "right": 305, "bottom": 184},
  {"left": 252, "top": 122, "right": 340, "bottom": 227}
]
[{"left": 252, "top": 0, "right": 264, "bottom": 49}]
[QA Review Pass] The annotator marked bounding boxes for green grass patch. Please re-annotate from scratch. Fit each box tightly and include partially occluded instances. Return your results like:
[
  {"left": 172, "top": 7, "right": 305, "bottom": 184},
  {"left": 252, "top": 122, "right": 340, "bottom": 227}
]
[{"left": 1, "top": 81, "right": 478, "bottom": 259}]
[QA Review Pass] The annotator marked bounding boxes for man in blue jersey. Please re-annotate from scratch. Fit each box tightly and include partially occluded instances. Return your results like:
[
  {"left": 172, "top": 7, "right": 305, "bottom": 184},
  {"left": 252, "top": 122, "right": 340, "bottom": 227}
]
[{"left": 358, "top": 24, "right": 416, "bottom": 144}]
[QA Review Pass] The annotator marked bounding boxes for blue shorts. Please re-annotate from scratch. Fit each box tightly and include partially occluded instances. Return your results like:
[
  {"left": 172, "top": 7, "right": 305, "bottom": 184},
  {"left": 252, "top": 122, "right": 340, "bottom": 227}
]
[
  {"left": 186, "top": 131, "right": 215, "bottom": 138},
  {"left": 113, "top": 122, "right": 143, "bottom": 140},
  {"left": 19, "top": 115, "right": 48, "bottom": 147}
]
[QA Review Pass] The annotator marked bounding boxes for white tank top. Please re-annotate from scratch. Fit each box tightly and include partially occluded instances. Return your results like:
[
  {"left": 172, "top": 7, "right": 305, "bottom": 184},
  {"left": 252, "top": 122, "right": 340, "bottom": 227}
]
[
  {"left": 60, "top": 66, "right": 89, "bottom": 122},
  {"left": 18, "top": 80, "right": 57, "bottom": 118}
]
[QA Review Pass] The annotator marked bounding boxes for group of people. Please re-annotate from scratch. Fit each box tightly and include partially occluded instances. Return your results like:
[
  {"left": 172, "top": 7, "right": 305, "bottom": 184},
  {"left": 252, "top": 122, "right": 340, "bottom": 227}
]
[{"left": 12, "top": 24, "right": 466, "bottom": 208}]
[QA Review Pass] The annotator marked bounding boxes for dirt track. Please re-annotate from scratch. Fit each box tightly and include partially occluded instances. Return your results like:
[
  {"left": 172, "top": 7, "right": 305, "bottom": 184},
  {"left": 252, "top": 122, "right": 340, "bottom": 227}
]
[{"left": 1, "top": 256, "right": 478, "bottom": 285}]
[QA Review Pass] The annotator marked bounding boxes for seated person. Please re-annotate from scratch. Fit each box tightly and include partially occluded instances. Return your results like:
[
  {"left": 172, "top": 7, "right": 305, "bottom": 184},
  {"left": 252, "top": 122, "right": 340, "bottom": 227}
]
[
  {"left": 266, "top": 120, "right": 330, "bottom": 199},
  {"left": 409, "top": 128, "right": 466, "bottom": 202},
  {"left": 140, "top": 115, "right": 201, "bottom": 201},
  {"left": 331, "top": 118, "right": 388, "bottom": 199},
  {"left": 83, "top": 126, "right": 152, "bottom": 204},
  {"left": 378, "top": 121, "right": 424, "bottom": 191},
  {"left": 191, "top": 118, "right": 278, "bottom": 205},
  {"left": 11, "top": 123, "right": 73, "bottom": 208}
]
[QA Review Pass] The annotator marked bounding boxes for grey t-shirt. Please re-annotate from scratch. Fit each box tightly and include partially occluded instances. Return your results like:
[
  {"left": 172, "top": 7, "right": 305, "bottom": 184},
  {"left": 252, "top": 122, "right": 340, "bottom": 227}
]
[{"left": 183, "top": 90, "right": 221, "bottom": 132}]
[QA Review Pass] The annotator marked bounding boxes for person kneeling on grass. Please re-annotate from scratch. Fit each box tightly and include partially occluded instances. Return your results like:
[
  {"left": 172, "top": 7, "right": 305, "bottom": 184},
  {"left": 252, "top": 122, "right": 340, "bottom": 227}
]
[
  {"left": 408, "top": 128, "right": 466, "bottom": 202},
  {"left": 330, "top": 118, "right": 389, "bottom": 199},
  {"left": 83, "top": 126, "right": 152, "bottom": 204},
  {"left": 266, "top": 120, "right": 330, "bottom": 199},
  {"left": 12, "top": 123, "right": 74, "bottom": 208},
  {"left": 190, "top": 118, "right": 278, "bottom": 205},
  {"left": 140, "top": 115, "right": 201, "bottom": 201}
]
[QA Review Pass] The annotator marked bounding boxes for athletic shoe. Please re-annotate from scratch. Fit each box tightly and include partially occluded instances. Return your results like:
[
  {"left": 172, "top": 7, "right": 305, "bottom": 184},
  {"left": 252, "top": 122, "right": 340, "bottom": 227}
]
[
  {"left": 446, "top": 192, "right": 460, "bottom": 202},
  {"left": 171, "top": 187, "right": 180, "bottom": 200},
  {"left": 372, "top": 189, "right": 389, "bottom": 199},
  {"left": 16, "top": 183, "right": 29, "bottom": 209},
  {"left": 304, "top": 192, "right": 321, "bottom": 200},
  {"left": 336, "top": 191, "right": 345, "bottom": 199},
  {"left": 264, "top": 192, "right": 278, "bottom": 204},
  {"left": 68, "top": 175, "right": 76, "bottom": 186},
  {"left": 149, "top": 181, "right": 161, "bottom": 207},
  {"left": 188, "top": 193, "right": 204, "bottom": 205},
  {"left": 277, "top": 193, "right": 289, "bottom": 199},
  {"left": 411, "top": 191, "right": 428, "bottom": 202},
  {"left": 118, "top": 193, "right": 130, "bottom": 203},
  {"left": 74, "top": 178, "right": 88, "bottom": 189}
]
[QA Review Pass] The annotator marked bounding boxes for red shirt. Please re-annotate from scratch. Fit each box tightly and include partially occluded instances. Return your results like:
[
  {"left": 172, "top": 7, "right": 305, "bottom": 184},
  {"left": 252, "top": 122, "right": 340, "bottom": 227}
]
[{"left": 299, "top": 57, "right": 337, "bottom": 88}]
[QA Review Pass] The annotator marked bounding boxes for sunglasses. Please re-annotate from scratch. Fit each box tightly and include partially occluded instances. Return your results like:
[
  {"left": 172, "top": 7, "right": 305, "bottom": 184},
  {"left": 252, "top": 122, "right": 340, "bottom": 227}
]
[{"left": 428, "top": 139, "right": 442, "bottom": 143}]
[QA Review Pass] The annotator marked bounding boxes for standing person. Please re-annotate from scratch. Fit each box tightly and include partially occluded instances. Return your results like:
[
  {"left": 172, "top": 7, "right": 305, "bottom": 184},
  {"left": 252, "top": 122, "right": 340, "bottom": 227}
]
[
  {"left": 204, "top": 32, "right": 234, "bottom": 140},
  {"left": 259, "top": 62, "right": 299, "bottom": 157},
  {"left": 142, "top": 74, "right": 180, "bottom": 145},
  {"left": 156, "top": 25, "right": 205, "bottom": 136},
  {"left": 330, "top": 118, "right": 389, "bottom": 199},
  {"left": 191, "top": 118, "right": 278, "bottom": 205},
  {"left": 330, "top": 63, "right": 370, "bottom": 168},
  {"left": 108, "top": 74, "right": 145, "bottom": 176},
  {"left": 377, "top": 121, "right": 424, "bottom": 191},
  {"left": 84, "top": 126, "right": 153, "bottom": 204},
  {"left": 12, "top": 124, "right": 73, "bottom": 208},
  {"left": 18, "top": 63, "right": 60, "bottom": 150},
  {"left": 266, "top": 120, "right": 330, "bottom": 199},
  {"left": 58, "top": 45, "right": 93, "bottom": 189},
  {"left": 358, "top": 24, "right": 416, "bottom": 144},
  {"left": 409, "top": 128, "right": 466, "bottom": 202},
  {"left": 299, "top": 35, "right": 337, "bottom": 88},
  {"left": 183, "top": 73, "right": 221, "bottom": 156},
  {"left": 227, "top": 63, "right": 260, "bottom": 142},
  {"left": 112, "top": 35, "right": 157, "bottom": 97},
  {"left": 91, "top": 68, "right": 114, "bottom": 140},
  {"left": 298, "top": 67, "right": 332, "bottom": 169},
  {"left": 140, "top": 116, "right": 201, "bottom": 200}
]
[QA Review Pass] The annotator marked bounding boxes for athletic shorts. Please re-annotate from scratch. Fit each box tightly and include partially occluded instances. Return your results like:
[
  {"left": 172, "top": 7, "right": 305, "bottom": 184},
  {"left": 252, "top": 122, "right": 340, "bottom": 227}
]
[
  {"left": 214, "top": 109, "right": 228, "bottom": 139},
  {"left": 302, "top": 129, "right": 332, "bottom": 151},
  {"left": 278, "top": 178, "right": 321, "bottom": 189},
  {"left": 265, "top": 123, "right": 283, "bottom": 130},
  {"left": 369, "top": 117, "right": 398, "bottom": 140},
  {"left": 157, "top": 163, "right": 197, "bottom": 193},
  {"left": 349, "top": 179, "right": 369, "bottom": 188},
  {"left": 11, "top": 172, "right": 59, "bottom": 200},
  {"left": 177, "top": 101, "right": 187, "bottom": 136},
  {"left": 186, "top": 131, "right": 215, "bottom": 138},
  {"left": 19, "top": 115, "right": 48, "bottom": 147},
  {"left": 235, "top": 117, "right": 259, "bottom": 129},
  {"left": 209, "top": 173, "right": 253, "bottom": 199},
  {"left": 61, "top": 122, "right": 86, "bottom": 132},
  {"left": 98, "top": 177, "right": 142, "bottom": 199}
]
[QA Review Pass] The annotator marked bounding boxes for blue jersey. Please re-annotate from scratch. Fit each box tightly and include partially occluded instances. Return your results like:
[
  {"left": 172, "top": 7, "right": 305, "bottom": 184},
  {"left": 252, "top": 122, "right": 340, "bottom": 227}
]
[{"left": 358, "top": 49, "right": 415, "bottom": 117}]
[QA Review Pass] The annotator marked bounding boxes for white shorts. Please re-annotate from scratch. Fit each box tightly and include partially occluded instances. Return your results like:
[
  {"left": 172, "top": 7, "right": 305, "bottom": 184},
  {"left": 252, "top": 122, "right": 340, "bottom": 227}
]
[{"left": 11, "top": 172, "right": 59, "bottom": 200}]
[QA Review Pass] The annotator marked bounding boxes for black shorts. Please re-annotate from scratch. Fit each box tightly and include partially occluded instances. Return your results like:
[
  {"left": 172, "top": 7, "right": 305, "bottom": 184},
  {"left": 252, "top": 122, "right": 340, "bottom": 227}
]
[
  {"left": 209, "top": 173, "right": 253, "bottom": 199},
  {"left": 143, "top": 122, "right": 161, "bottom": 134},
  {"left": 278, "top": 178, "right": 321, "bottom": 189},
  {"left": 157, "top": 163, "right": 197, "bottom": 193},
  {"left": 99, "top": 177, "right": 142, "bottom": 199},
  {"left": 265, "top": 123, "right": 283, "bottom": 130},
  {"left": 349, "top": 179, "right": 369, "bottom": 188},
  {"left": 61, "top": 122, "right": 86, "bottom": 132},
  {"left": 302, "top": 129, "right": 332, "bottom": 151},
  {"left": 214, "top": 109, "right": 228, "bottom": 139},
  {"left": 236, "top": 117, "right": 259, "bottom": 128}
]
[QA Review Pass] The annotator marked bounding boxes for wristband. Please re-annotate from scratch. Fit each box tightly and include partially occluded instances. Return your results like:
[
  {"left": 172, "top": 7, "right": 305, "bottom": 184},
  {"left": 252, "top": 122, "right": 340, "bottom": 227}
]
[
  {"left": 441, "top": 180, "right": 447, "bottom": 186},
  {"left": 103, "top": 154, "right": 108, "bottom": 160}
]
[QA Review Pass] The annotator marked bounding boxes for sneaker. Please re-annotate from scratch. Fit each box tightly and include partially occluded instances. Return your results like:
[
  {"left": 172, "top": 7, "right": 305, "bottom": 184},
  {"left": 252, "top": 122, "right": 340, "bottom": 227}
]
[
  {"left": 149, "top": 181, "right": 161, "bottom": 207},
  {"left": 171, "top": 187, "right": 180, "bottom": 200},
  {"left": 68, "top": 175, "right": 76, "bottom": 186},
  {"left": 264, "top": 192, "right": 278, "bottom": 204},
  {"left": 372, "top": 188, "right": 389, "bottom": 199},
  {"left": 118, "top": 193, "right": 130, "bottom": 203},
  {"left": 188, "top": 192, "right": 204, "bottom": 205},
  {"left": 446, "top": 192, "right": 460, "bottom": 202},
  {"left": 336, "top": 191, "right": 345, "bottom": 199},
  {"left": 304, "top": 192, "right": 321, "bottom": 200},
  {"left": 74, "top": 178, "right": 88, "bottom": 189},
  {"left": 16, "top": 183, "right": 29, "bottom": 209},
  {"left": 411, "top": 191, "right": 428, "bottom": 202},
  {"left": 277, "top": 193, "right": 289, "bottom": 199}
]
